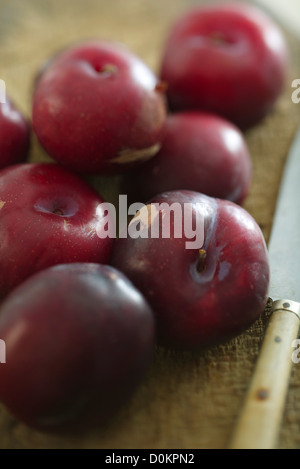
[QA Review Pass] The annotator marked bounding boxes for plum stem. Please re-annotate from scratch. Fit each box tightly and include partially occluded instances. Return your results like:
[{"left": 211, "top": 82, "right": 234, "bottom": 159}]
[
  {"left": 209, "top": 31, "right": 227, "bottom": 46},
  {"left": 155, "top": 81, "right": 168, "bottom": 94},
  {"left": 53, "top": 208, "right": 64, "bottom": 216},
  {"left": 99, "top": 64, "right": 118, "bottom": 75},
  {"left": 197, "top": 249, "right": 207, "bottom": 273}
]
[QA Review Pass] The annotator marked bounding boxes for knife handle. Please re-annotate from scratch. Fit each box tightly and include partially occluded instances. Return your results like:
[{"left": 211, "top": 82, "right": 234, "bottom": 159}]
[{"left": 229, "top": 300, "right": 300, "bottom": 449}]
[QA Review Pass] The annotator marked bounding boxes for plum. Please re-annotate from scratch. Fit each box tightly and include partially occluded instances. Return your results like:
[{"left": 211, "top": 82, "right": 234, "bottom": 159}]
[
  {"left": 122, "top": 112, "right": 252, "bottom": 204},
  {"left": 33, "top": 40, "right": 167, "bottom": 173},
  {"left": 160, "top": 2, "right": 288, "bottom": 128},
  {"left": 0, "top": 99, "right": 30, "bottom": 169},
  {"left": 112, "top": 190, "right": 270, "bottom": 349},
  {"left": 0, "top": 163, "right": 113, "bottom": 297},
  {"left": 0, "top": 263, "right": 155, "bottom": 429}
]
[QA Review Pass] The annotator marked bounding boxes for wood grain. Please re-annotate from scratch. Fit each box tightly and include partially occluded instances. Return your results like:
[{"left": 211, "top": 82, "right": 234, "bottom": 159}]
[{"left": 0, "top": 0, "right": 300, "bottom": 449}]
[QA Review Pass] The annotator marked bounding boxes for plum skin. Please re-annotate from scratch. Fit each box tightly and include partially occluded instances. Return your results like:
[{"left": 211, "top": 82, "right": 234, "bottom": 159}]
[
  {"left": 33, "top": 40, "right": 167, "bottom": 174},
  {"left": 0, "top": 263, "right": 155, "bottom": 430},
  {"left": 0, "top": 163, "right": 114, "bottom": 298},
  {"left": 160, "top": 2, "right": 289, "bottom": 129},
  {"left": 112, "top": 191, "right": 270, "bottom": 349},
  {"left": 122, "top": 112, "right": 252, "bottom": 205},
  {"left": 0, "top": 99, "right": 30, "bottom": 169}
]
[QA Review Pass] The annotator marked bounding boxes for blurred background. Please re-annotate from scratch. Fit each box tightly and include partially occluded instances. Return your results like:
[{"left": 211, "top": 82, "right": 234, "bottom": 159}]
[
  {"left": 0, "top": 0, "right": 299, "bottom": 111},
  {"left": 256, "top": 0, "right": 300, "bottom": 38}
]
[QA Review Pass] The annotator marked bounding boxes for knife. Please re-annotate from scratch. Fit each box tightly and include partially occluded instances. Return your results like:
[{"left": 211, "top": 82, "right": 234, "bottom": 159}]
[{"left": 230, "top": 125, "right": 300, "bottom": 449}]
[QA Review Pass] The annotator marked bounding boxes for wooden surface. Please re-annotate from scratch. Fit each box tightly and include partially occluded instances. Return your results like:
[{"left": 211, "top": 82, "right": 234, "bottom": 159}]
[{"left": 0, "top": 0, "right": 300, "bottom": 449}]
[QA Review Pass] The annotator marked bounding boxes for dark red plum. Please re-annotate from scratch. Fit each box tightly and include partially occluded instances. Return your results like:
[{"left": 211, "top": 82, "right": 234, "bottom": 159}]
[
  {"left": 160, "top": 2, "right": 288, "bottom": 129},
  {"left": 0, "top": 263, "right": 155, "bottom": 429},
  {"left": 0, "top": 99, "right": 30, "bottom": 169},
  {"left": 122, "top": 112, "right": 252, "bottom": 205},
  {"left": 0, "top": 163, "right": 113, "bottom": 297},
  {"left": 33, "top": 40, "right": 167, "bottom": 174},
  {"left": 112, "top": 191, "right": 269, "bottom": 349}
]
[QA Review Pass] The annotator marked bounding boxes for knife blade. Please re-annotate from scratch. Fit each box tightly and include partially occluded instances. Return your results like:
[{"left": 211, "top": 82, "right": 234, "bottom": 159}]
[
  {"left": 269, "top": 127, "right": 300, "bottom": 302},
  {"left": 230, "top": 125, "right": 300, "bottom": 449}
]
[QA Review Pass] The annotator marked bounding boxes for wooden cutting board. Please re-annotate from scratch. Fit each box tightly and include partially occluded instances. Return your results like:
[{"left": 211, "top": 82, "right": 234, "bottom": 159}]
[{"left": 0, "top": 0, "right": 299, "bottom": 449}]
